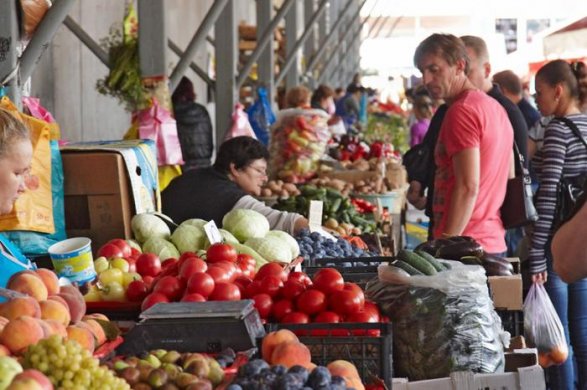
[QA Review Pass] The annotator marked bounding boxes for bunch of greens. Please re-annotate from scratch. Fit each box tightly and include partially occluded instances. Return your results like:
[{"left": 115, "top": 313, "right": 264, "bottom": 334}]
[{"left": 364, "top": 113, "right": 409, "bottom": 154}]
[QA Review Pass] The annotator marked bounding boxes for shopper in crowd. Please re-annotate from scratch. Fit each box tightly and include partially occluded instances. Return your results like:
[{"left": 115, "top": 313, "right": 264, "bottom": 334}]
[
  {"left": 310, "top": 84, "right": 336, "bottom": 113},
  {"left": 413, "top": 33, "right": 513, "bottom": 254},
  {"left": 171, "top": 77, "right": 214, "bottom": 172},
  {"left": 409, "top": 94, "right": 434, "bottom": 147},
  {"left": 335, "top": 84, "right": 363, "bottom": 130},
  {"left": 285, "top": 86, "right": 312, "bottom": 109},
  {"left": 571, "top": 61, "right": 587, "bottom": 114},
  {"left": 0, "top": 108, "right": 34, "bottom": 287},
  {"left": 528, "top": 59, "right": 587, "bottom": 390},
  {"left": 162, "top": 136, "right": 309, "bottom": 235},
  {"left": 493, "top": 69, "right": 541, "bottom": 129}
]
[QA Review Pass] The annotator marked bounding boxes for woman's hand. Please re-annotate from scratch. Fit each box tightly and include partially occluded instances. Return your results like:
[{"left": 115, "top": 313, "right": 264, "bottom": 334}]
[{"left": 531, "top": 271, "right": 548, "bottom": 284}]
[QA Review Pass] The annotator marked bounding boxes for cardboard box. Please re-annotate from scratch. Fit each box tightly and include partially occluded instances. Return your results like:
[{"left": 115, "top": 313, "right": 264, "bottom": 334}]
[
  {"left": 488, "top": 258, "right": 523, "bottom": 311},
  {"left": 62, "top": 152, "right": 134, "bottom": 253},
  {"left": 392, "top": 365, "right": 545, "bottom": 390},
  {"left": 505, "top": 349, "right": 538, "bottom": 372}
]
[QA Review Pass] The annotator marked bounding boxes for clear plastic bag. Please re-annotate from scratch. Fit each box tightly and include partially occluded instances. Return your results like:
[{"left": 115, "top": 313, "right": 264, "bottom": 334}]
[
  {"left": 523, "top": 282, "right": 569, "bottom": 367},
  {"left": 366, "top": 261, "right": 507, "bottom": 380}
]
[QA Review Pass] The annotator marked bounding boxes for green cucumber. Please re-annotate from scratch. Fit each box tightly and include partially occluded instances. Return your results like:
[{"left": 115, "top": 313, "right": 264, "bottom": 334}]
[
  {"left": 415, "top": 250, "right": 447, "bottom": 272},
  {"left": 397, "top": 250, "right": 437, "bottom": 276},
  {"left": 393, "top": 260, "right": 423, "bottom": 276}
]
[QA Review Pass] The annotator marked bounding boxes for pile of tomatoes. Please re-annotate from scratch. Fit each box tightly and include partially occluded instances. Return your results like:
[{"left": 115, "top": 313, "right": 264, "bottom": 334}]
[{"left": 245, "top": 265, "right": 383, "bottom": 329}]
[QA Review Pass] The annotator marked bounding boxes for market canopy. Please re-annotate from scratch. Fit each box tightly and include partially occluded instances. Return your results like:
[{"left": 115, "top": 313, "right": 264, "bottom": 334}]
[{"left": 543, "top": 16, "right": 587, "bottom": 58}]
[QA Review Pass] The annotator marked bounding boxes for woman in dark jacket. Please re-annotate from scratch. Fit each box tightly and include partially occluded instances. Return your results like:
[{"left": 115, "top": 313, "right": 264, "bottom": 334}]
[{"left": 171, "top": 77, "right": 214, "bottom": 171}]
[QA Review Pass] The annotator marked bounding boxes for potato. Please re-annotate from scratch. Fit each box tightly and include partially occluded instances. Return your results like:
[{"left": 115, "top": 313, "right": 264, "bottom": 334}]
[
  {"left": 351, "top": 227, "right": 362, "bottom": 235},
  {"left": 268, "top": 181, "right": 281, "bottom": 192},
  {"left": 261, "top": 188, "right": 272, "bottom": 197},
  {"left": 283, "top": 183, "right": 297, "bottom": 193},
  {"left": 276, "top": 180, "right": 284, "bottom": 186},
  {"left": 325, "top": 218, "right": 339, "bottom": 229},
  {"left": 336, "top": 226, "right": 347, "bottom": 236},
  {"left": 279, "top": 189, "right": 290, "bottom": 198}
]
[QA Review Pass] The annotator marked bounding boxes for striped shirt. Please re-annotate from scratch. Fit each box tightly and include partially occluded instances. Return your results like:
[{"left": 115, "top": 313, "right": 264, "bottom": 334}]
[{"left": 529, "top": 114, "right": 587, "bottom": 274}]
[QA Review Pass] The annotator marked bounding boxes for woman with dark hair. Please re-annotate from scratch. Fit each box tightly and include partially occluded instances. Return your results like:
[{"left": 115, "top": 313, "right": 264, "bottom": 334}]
[
  {"left": 529, "top": 59, "right": 587, "bottom": 390},
  {"left": 161, "top": 136, "right": 308, "bottom": 234},
  {"left": 171, "top": 76, "right": 214, "bottom": 171},
  {"left": 311, "top": 84, "right": 335, "bottom": 112},
  {"left": 0, "top": 108, "right": 35, "bottom": 287},
  {"left": 571, "top": 61, "right": 587, "bottom": 114}
]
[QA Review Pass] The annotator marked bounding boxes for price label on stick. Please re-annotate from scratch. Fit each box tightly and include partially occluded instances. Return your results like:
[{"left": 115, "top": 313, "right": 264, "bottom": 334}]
[
  {"left": 203, "top": 220, "right": 223, "bottom": 245},
  {"left": 308, "top": 200, "right": 323, "bottom": 232}
]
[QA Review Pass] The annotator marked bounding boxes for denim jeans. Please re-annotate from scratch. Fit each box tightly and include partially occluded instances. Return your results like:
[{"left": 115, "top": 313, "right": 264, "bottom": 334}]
[{"left": 544, "top": 250, "right": 587, "bottom": 390}]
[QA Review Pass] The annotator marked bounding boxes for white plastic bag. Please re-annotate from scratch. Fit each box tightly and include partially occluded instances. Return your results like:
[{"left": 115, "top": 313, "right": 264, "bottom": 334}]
[{"left": 523, "top": 282, "right": 568, "bottom": 367}]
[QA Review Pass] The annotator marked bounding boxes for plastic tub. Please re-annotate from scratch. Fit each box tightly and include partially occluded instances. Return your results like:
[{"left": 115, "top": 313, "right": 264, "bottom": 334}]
[{"left": 48, "top": 237, "right": 96, "bottom": 284}]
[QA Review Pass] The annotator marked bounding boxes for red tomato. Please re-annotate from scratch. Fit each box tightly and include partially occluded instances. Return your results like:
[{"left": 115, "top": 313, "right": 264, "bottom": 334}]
[
  {"left": 180, "top": 293, "right": 206, "bottom": 302},
  {"left": 255, "top": 262, "right": 287, "bottom": 282},
  {"left": 236, "top": 254, "right": 257, "bottom": 278},
  {"left": 206, "top": 266, "right": 232, "bottom": 284},
  {"left": 346, "top": 311, "right": 380, "bottom": 336},
  {"left": 271, "top": 299, "right": 294, "bottom": 321},
  {"left": 206, "top": 243, "right": 238, "bottom": 263},
  {"left": 142, "top": 275, "right": 154, "bottom": 288},
  {"left": 312, "top": 268, "right": 344, "bottom": 294},
  {"left": 136, "top": 253, "right": 162, "bottom": 277},
  {"left": 363, "top": 300, "right": 381, "bottom": 322},
  {"left": 288, "top": 271, "right": 312, "bottom": 287},
  {"left": 126, "top": 256, "right": 137, "bottom": 273},
  {"left": 296, "top": 289, "right": 327, "bottom": 315},
  {"left": 107, "top": 238, "right": 132, "bottom": 258},
  {"left": 314, "top": 311, "right": 341, "bottom": 323},
  {"left": 280, "top": 280, "right": 306, "bottom": 300},
  {"left": 162, "top": 258, "right": 178, "bottom": 271},
  {"left": 186, "top": 272, "right": 215, "bottom": 298},
  {"left": 125, "top": 280, "right": 149, "bottom": 302},
  {"left": 130, "top": 247, "right": 142, "bottom": 258},
  {"left": 215, "top": 261, "right": 239, "bottom": 282},
  {"left": 179, "top": 257, "right": 208, "bottom": 281},
  {"left": 252, "top": 293, "right": 273, "bottom": 319},
  {"left": 328, "top": 289, "right": 364, "bottom": 316},
  {"left": 141, "top": 292, "right": 169, "bottom": 312},
  {"left": 178, "top": 252, "right": 199, "bottom": 266},
  {"left": 209, "top": 282, "right": 241, "bottom": 301},
  {"left": 97, "top": 243, "right": 124, "bottom": 259},
  {"left": 258, "top": 275, "right": 284, "bottom": 297},
  {"left": 244, "top": 280, "right": 262, "bottom": 298},
  {"left": 153, "top": 276, "right": 185, "bottom": 301},
  {"left": 281, "top": 311, "right": 310, "bottom": 324}
]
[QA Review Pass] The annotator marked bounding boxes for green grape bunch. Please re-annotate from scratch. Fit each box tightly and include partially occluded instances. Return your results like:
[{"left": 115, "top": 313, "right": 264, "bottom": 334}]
[{"left": 23, "top": 335, "right": 129, "bottom": 390}]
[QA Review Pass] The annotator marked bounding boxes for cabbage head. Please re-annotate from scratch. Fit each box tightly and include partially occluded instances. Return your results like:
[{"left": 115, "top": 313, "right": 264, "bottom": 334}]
[
  {"left": 180, "top": 218, "right": 208, "bottom": 229},
  {"left": 171, "top": 224, "right": 207, "bottom": 254},
  {"left": 222, "top": 209, "right": 270, "bottom": 242},
  {"left": 245, "top": 236, "right": 294, "bottom": 263},
  {"left": 142, "top": 237, "right": 180, "bottom": 260},
  {"left": 131, "top": 213, "right": 171, "bottom": 244},
  {"left": 265, "top": 230, "right": 300, "bottom": 259},
  {"left": 203, "top": 229, "right": 239, "bottom": 249}
]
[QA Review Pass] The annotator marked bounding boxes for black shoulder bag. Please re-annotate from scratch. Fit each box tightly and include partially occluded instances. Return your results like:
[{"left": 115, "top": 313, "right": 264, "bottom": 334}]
[
  {"left": 402, "top": 142, "right": 431, "bottom": 183},
  {"left": 552, "top": 117, "right": 587, "bottom": 230},
  {"left": 501, "top": 142, "right": 538, "bottom": 229}
]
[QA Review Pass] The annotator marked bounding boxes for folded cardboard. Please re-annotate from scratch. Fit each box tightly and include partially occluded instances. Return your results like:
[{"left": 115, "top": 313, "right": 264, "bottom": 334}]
[
  {"left": 488, "top": 257, "right": 523, "bottom": 311},
  {"left": 505, "top": 349, "right": 538, "bottom": 372},
  {"left": 392, "top": 365, "right": 545, "bottom": 390}
]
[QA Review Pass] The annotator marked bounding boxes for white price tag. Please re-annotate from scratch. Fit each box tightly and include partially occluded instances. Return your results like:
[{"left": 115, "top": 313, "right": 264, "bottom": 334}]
[
  {"left": 203, "top": 220, "right": 223, "bottom": 245},
  {"left": 308, "top": 200, "right": 324, "bottom": 232}
]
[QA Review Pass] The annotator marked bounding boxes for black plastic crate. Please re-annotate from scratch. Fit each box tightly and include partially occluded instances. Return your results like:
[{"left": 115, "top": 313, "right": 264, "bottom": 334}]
[
  {"left": 264, "top": 322, "right": 393, "bottom": 387},
  {"left": 303, "top": 255, "right": 393, "bottom": 268},
  {"left": 303, "top": 256, "right": 391, "bottom": 289}
]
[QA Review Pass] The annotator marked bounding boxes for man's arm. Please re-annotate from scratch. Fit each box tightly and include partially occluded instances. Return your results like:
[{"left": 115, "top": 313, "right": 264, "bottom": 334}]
[
  {"left": 443, "top": 148, "right": 480, "bottom": 236},
  {"left": 552, "top": 200, "right": 587, "bottom": 283}
]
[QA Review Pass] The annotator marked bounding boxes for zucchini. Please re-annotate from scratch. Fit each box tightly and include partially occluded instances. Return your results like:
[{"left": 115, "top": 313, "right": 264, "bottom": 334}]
[
  {"left": 397, "top": 250, "right": 437, "bottom": 275},
  {"left": 415, "top": 250, "right": 447, "bottom": 272},
  {"left": 393, "top": 260, "right": 423, "bottom": 276}
]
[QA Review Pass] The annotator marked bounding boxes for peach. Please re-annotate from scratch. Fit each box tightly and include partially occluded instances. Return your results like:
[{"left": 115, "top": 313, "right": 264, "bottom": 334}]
[
  {"left": 58, "top": 285, "right": 86, "bottom": 323},
  {"left": 66, "top": 325, "right": 95, "bottom": 354},
  {"left": 44, "top": 320, "right": 68, "bottom": 339},
  {"left": 7, "top": 272, "right": 48, "bottom": 301},
  {"left": 35, "top": 319, "right": 53, "bottom": 338},
  {"left": 6, "top": 378, "right": 44, "bottom": 390},
  {"left": 78, "top": 319, "right": 106, "bottom": 347},
  {"left": 0, "top": 344, "right": 10, "bottom": 356},
  {"left": 9, "top": 369, "right": 53, "bottom": 390},
  {"left": 39, "top": 300, "right": 70, "bottom": 326},
  {"left": 82, "top": 313, "right": 109, "bottom": 322},
  {"left": 327, "top": 360, "right": 364, "bottom": 390},
  {"left": 0, "top": 316, "right": 45, "bottom": 354},
  {"left": 0, "top": 316, "right": 9, "bottom": 333},
  {"left": 47, "top": 295, "right": 69, "bottom": 310},
  {"left": 270, "top": 341, "right": 312, "bottom": 369},
  {"left": 0, "top": 297, "right": 41, "bottom": 320},
  {"left": 261, "top": 329, "right": 299, "bottom": 363},
  {"left": 35, "top": 269, "right": 60, "bottom": 296}
]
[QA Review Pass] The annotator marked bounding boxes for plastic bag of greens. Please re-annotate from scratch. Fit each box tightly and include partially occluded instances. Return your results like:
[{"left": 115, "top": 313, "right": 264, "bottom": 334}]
[
  {"left": 523, "top": 282, "right": 568, "bottom": 367},
  {"left": 366, "top": 261, "right": 507, "bottom": 381}
]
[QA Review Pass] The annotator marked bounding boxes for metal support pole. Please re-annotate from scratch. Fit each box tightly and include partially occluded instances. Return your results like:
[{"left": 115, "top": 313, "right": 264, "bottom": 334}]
[
  {"left": 168, "top": 39, "right": 215, "bottom": 89},
  {"left": 305, "top": 0, "right": 354, "bottom": 76},
  {"left": 20, "top": 0, "right": 77, "bottom": 81},
  {"left": 366, "top": 15, "right": 384, "bottom": 39},
  {"left": 385, "top": 16, "right": 404, "bottom": 38},
  {"left": 0, "top": 1, "right": 21, "bottom": 106},
  {"left": 276, "top": 0, "right": 328, "bottom": 87},
  {"left": 215, "top": 0, "right": 238, "bottom": 144},
  {"left": 371, "top": 14, "right": 389, "bottom": 39},
  {"left": 303, "top": 0, "right": 316, "bottom": 69},
  {"left": 236, "top": 0, "right": 295, "bottom": 89},
  {"left": 138, "top": 0, "right": 167, "bottom": 78},
  {"left": 64, "top": 16, "right": 110, "bottom": 68},
  {"left": 169, "top": 0, "right": 228, "bottom": 91},
  {"left": 285, "top": 0, "right": 301, "bottom": 89},
  {"left": 256, "top": 0, "right": 275, "bottom": 107}
]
